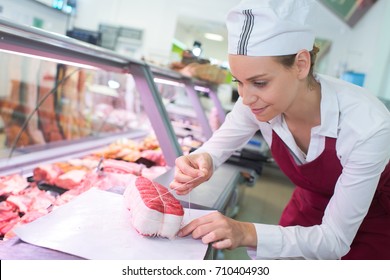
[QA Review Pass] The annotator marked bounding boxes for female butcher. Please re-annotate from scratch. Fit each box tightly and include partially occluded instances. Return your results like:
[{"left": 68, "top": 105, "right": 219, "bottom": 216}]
[{"left": 170, "top": 0, "right": 390, "bottom": 259}]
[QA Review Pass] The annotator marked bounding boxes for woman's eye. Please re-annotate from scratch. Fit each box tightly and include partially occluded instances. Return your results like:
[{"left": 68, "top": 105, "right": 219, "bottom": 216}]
[{"left": 254, "top": 81, "right": 267, "bottom": 87}]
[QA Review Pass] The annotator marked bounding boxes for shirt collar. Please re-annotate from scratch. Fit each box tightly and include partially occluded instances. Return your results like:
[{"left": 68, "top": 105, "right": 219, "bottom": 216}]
[
  {"left": 315, "top": 74, "right": 339, "bottom": 138},
  {"left": 268, "top": 114, "right": 282, "bottom": 126}
]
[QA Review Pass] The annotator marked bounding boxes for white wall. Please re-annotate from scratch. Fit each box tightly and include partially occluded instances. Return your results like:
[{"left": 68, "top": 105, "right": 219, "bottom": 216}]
[
  {"left": 309, "top": 0, "right": 390, "bottom": 98},
  {"left": 73, "top": 0, "right": 179, "bottom": 63},
  {"left": 71, "top": 0, "right": 390, "bottom": 98},
  {"left": 362, "top": 0, "right": 390, "bottom": 98},
  {"left": 2, "top": 0, "right": 387, "bottom": 98},
  {"left": 0, "top": 0, "right": 69, "bottom": 34},
  {"left": 72, "top": 0, "right": 241, "bottom": 63}
]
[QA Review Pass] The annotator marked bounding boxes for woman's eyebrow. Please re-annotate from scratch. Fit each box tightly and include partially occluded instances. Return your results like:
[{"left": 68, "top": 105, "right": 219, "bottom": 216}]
[{"left": 232, "top": 73, "right": 268, "bottom": 81}]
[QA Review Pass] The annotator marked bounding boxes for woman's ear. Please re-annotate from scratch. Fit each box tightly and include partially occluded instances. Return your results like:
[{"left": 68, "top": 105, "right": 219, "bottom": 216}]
[{"left": 295, "top": 50, "right": 311, "bottom": 80}]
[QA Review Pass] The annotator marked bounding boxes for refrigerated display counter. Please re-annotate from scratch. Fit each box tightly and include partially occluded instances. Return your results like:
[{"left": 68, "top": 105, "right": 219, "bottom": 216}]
[
  {"left": 193, "top": 81, "right": 226, "bottom": 130},
  {"left": 0, "top": 18, "right": 245, "bottom": 260},
  {"left": 150, "top": 65, "right": 227, "bottom": 141},
  {"left": 150, "top": 65, "right": 212, "bottom": 145},
  {"left": 0, "top": 18, "right": 181, "bottom": 173}
]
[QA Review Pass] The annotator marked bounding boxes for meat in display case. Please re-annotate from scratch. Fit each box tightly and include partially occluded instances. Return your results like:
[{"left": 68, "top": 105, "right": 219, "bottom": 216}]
[{"left": 0, "top": 18, "right": 181, "bottom": 241}]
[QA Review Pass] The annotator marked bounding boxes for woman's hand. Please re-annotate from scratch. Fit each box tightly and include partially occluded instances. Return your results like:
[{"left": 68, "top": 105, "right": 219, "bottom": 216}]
[
  {"left": 170, "top": 153, "right": 213, "bottom": 195},
  {"left": 178, "top": 212, "right": 257, "bottom": 250}
]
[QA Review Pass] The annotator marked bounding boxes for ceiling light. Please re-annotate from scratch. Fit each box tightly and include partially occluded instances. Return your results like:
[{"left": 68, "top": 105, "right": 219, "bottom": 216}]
[
  {"left": 192, "top": 47, "right": 202, "bottom": 57},
  {"left": 204, "top": 33, "right": 224, "bottom": 42},
  {"left": 192, "top": 41, "right": 202, "bottom": 57}
]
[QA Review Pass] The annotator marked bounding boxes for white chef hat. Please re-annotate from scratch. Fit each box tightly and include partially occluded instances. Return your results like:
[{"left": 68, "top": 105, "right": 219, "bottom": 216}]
[{"left": 226, "top": 0, "right": 316, "bottom": 56}]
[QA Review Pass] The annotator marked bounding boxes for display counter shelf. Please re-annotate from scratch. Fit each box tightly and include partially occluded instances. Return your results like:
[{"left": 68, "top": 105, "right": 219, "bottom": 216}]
[{"left": 0, "top": 129, "right": 149, "bottom": 176}]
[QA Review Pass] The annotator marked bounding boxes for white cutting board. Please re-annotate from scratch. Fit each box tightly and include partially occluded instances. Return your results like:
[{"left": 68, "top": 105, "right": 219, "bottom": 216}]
[{"left": 14, "top": 188, "right": 213, "bottom": 260}]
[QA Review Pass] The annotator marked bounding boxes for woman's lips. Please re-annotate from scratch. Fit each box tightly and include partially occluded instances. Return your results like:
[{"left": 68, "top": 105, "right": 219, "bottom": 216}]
[{"left": 251, "top": 106, "right": 268, "bottom": 115}]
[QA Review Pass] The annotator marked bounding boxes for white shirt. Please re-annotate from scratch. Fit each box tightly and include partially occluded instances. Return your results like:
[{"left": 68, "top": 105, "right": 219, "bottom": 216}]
[{"left": 196, "top": 74, "right": 390, "bottom": 259}]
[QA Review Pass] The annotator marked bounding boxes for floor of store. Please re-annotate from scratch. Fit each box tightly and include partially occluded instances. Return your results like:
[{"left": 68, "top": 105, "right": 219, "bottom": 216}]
[{"left": 219, "top": 164, "right": 295, "bottom": 260}]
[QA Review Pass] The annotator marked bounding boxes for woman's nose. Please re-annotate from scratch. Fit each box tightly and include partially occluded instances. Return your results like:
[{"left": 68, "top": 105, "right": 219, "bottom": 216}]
[{"left": 241, "top": 90, "right": 258, "bottom": 106}]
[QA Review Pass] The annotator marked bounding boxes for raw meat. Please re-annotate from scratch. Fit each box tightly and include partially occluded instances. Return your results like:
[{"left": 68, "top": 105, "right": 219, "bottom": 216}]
[
  {"left": 54, "top": 169, "right": 87, "bottom": 190},
  {"left": 0, "top": 185, "right": 55, "bottom": 239},
  {"left": 103, "top": 159, "right": 143, "bottom": 175},
  {"left": 140, "top": 149, "right": 166, "bottom": 166},
  {"left": 0, "top": 200, "right": 20, "bottom": 238},
  {"left": 32, "top": 159, "right": 96, "bottom": 187},
  {"left": 2, "top": 209, "right": 49, "bottom": 240},
  {"left": 33, "top": 164, "right": 63, "bottom": 185},
  {"left": 0, "top": 215, "right": 20, "bottom": 237},
  {"left": 67, "top": 157, "right": 100, "bottom": 170},
  {"left": 82, "top": 171, "right": 137, "bottom": 191},
  {"left": 123, "top": 176, "right": 184, "bottom": 239},
  {"left": 0, "top": 174, "right": 29, "bottom": 196},
  {"left": 6, "top": 186, "right": 55, "bottom": 214}
]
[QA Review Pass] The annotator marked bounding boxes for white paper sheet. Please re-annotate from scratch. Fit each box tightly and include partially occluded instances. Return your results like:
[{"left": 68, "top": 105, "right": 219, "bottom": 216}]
[{"left": 14, "top": 189, "right": 215, "bottom": 260}]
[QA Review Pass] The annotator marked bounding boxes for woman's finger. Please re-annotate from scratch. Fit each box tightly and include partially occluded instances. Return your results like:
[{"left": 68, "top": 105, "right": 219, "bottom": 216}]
[
  {"left": 212, "top": 239, "right": 233, "bottom": 250},
  {"left": 178, "top": 212, "right": 219, "bottom": 237},
  {"left": 178, "top": 218, "right": 201, "bottom": 237},
  {"left": 172, "top": 186, "right": 192, "bottom": 195},
  {"left": 175, "top": 156, "right": 201, "bottom": 178}
]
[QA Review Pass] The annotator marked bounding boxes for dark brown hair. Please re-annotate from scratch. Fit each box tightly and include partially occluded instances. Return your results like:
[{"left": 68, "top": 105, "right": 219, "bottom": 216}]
[{"left": 274, "top": 45, "right": 320, "bottom": 88}]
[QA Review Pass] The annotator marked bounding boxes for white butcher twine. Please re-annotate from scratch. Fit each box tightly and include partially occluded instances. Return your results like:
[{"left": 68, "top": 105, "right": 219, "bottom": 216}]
[{"left": 123, "top": 179, "right": 184, "bottom": 240}]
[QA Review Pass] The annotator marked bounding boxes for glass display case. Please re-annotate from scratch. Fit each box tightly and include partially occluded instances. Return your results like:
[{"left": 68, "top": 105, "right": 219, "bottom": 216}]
[
  {"left": 150, "top": 65, "right": 227, "bottom": 154},
  {"left": 0, "top": 18, "right": 182, "bottom": 176},
  {"left": 191, "top": 79, "right": 226, "bottom": 132},
  {"left": 0, "top": 19, "right": 245, "bottom": 260},
  {"left": 0, "top": 17, "right": 186, "bottom": 244}
]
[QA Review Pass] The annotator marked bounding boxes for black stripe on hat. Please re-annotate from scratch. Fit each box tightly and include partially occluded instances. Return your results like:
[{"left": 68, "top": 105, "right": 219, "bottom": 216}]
[{"left": 237, "top": 9, "right": 254, "bottom": 55}]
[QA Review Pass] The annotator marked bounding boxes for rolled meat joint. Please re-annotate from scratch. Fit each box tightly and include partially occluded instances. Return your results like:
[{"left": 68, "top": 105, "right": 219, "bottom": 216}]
[{"left": 123, "top": 176, "right": 184, "bottom": 239}]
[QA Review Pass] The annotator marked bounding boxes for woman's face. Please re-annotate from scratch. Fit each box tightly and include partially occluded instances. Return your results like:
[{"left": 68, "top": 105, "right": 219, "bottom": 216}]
[{"left": 229, "top": 54, "right": 301, "bottom": 122}]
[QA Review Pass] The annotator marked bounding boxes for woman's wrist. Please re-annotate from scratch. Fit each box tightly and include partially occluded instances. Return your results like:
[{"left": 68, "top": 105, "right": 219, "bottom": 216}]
[{"left": 239, "top": 222, "right": 258, "bottom": 248}]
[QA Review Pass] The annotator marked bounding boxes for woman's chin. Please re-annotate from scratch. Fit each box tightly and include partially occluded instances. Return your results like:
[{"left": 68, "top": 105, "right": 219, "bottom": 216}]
[{"left": 254, "top": 114, "right": 272, "bottom": 122}]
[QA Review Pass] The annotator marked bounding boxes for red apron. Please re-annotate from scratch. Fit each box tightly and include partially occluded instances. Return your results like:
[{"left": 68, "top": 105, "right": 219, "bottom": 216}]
[{"left": 271, "top": 131, "right": 390, "bottom": 259}]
